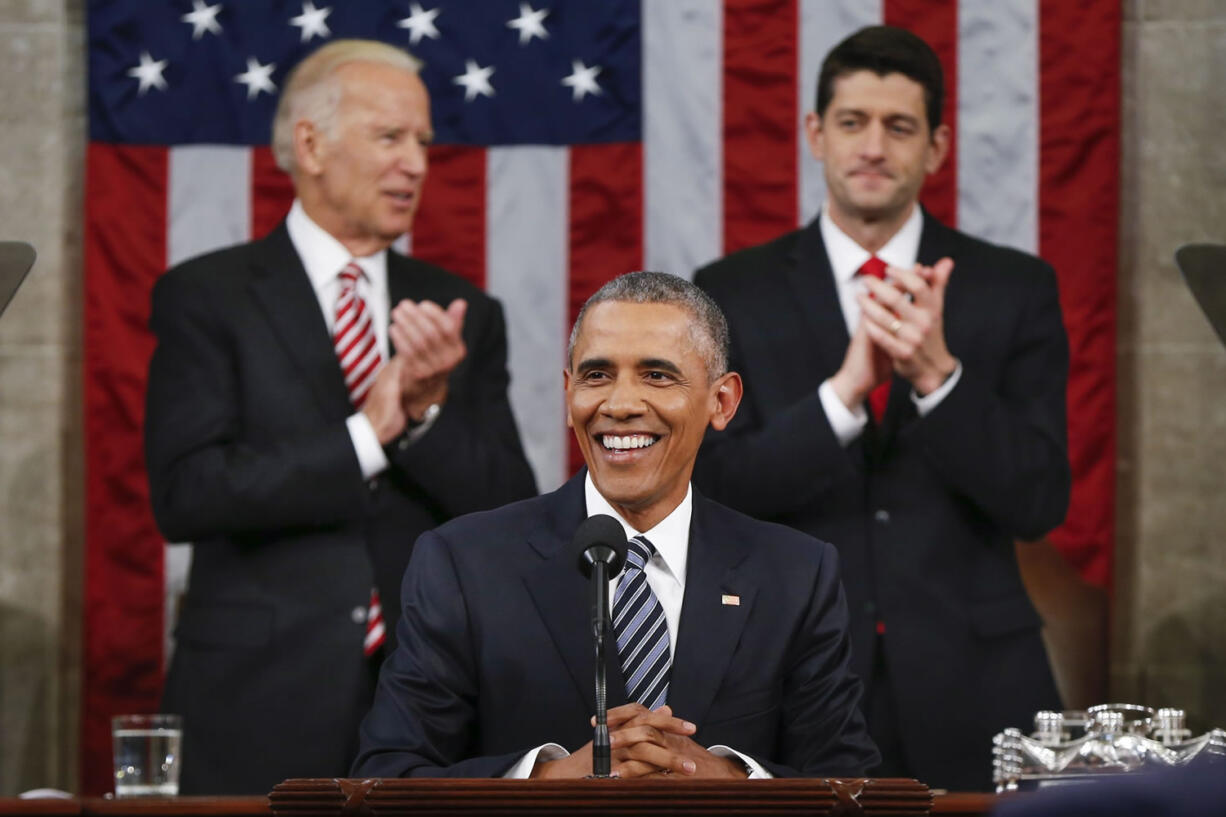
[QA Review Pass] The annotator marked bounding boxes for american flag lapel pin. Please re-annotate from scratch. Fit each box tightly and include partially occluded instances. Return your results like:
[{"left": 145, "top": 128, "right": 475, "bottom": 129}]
[{"left": 721, "top": 593, "right": 740, "bottom": 606}]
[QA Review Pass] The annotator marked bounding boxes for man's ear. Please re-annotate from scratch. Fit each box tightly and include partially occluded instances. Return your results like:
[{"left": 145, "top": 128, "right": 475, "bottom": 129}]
[
  {"left": 708, "top": 372, "right": 743, "bottom": 432},
  {"left": 294, "top": 120, "right": 325, "bottom": 177},
  {"left": 563, "top": 368, "right": 574, "bottom": 429},
  {"left": 803, "top": 111, "right": 825, "bottom": 163},
  {"left": 925, "top": 122, "right": 952, "bottom": 176}
]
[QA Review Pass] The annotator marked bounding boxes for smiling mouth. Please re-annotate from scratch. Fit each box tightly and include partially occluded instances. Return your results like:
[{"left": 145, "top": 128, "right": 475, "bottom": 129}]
[{"left": 600, "top": 433, "right": 659, "bottom": 450}]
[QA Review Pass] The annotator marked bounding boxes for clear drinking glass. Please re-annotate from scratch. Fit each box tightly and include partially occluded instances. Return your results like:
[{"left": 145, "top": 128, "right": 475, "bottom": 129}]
[{"left": 111, "top": 714, "right": 183, "bottom": 797}]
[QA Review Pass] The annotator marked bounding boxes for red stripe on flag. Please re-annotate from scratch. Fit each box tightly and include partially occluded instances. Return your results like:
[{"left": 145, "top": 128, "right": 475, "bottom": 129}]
[
  {"left": 884, "top": 0, "right": 958, "bottom": 227},
  {"left": 411, "top": 146, "right": 487, "bottom": 291},
  {"left": 723, "top": 0, "right": 798, "bottom": 253},
  {"left": 567, "top": 142, "right": 644, "bottom": 474},
  {"left": 82, "top": 143, "right": 169, "bottom": 795},
  {"left": 1039, "top": 0, "right": 1119, "bottom": 587},
  {"left": 251, "top": 147, "right": 295, "bottom": 240}
]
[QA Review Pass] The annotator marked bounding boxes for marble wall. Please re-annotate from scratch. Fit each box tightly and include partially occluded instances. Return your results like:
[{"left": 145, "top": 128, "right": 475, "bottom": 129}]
[
  {"left": 1114, "top": 0, "right": 1226, "bottom": 734},
  {"left": 0, "top": 0, "right": 86, "bottom": 795},
  {"left": 0, "top": 0, "right": 1223, "bottom": 795}
]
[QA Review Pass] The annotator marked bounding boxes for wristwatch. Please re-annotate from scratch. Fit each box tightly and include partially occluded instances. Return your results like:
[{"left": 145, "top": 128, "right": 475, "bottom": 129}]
[{"left": 408, "top": 401, "right": 440, "bottom": 429}]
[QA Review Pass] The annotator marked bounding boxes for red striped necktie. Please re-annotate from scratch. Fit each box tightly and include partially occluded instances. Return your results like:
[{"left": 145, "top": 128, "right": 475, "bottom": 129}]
[
  {"left": 334, "top": 262, "right": 382, "bottom": 410},
  {"left": 855, "top": 256, "right": 891, "bottom": 424},
  {"left": 333, "top": 261, "right": 387, "bottom": 657}
]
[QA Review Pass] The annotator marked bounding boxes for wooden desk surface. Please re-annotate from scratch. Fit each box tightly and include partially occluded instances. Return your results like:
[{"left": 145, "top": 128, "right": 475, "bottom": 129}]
[{"left": 0, "top": 790, "right": 1001, "bottom": 817}]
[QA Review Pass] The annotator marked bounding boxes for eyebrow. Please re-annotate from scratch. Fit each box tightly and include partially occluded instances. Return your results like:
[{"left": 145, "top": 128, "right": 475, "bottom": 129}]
[
  {"left": 574, "top": 357, "right": 683, "bottom": 375},
  {"left": 834, "top": 107, "right": 921, "bottom": 125}
]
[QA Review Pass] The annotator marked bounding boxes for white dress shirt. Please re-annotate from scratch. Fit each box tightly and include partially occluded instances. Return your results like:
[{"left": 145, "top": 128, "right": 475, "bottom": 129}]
[
  {"left": 814, "top": 202, "right": 962, "bottom": 445},
  {"left": 286, "top": 200, "right": 439, "bottom": 478},
  {"left": 504, "top": 476, "right": 770, "bottom": 779}
]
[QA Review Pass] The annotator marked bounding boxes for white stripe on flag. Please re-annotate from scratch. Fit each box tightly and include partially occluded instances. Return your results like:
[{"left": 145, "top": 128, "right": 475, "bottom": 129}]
[
  {"left": 168, "top": 146, "right": 251, "bottom": 266},
  {"left": 643, "top": 0, "right": 723, "bottom": 278},
  {"left": 486, "top": 146, "right": 569, "bottom": 492},
  {"left": 798, "top": 0, "right": 883, "bottom": 226},
  {"left": 957, "top": 0, "right": 1039, "bottom": 253}
]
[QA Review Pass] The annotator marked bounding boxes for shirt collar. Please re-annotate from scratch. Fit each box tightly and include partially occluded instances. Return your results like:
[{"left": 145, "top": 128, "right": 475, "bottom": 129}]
[
  {"left": 285, "top": 199, "right": 388, "bottom": 290},
  {"left": 818, "top": 202, "right": 923, "bottom": 283},
  {"left": 583, "top": 472, "right": 690, "bottom": 586}
]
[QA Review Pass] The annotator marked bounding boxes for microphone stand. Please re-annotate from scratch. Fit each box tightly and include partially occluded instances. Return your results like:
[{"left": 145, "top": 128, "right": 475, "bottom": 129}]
[{"left": 590, "top": 558, "right": 613, "bottom": 778}]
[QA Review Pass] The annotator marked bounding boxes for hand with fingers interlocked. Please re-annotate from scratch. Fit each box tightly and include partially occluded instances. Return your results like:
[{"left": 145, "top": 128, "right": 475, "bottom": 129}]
[{"left": 529, "top": 703, "right": 748, "bottom": 780}]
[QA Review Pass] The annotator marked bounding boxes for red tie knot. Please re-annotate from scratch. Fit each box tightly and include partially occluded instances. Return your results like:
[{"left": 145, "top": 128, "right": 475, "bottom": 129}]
[
  {"left": 339, "top": 262, "right": 364, "bottom": 289},
  {"left": 857, "top": 256, "right": 887, "bottom": 280}
]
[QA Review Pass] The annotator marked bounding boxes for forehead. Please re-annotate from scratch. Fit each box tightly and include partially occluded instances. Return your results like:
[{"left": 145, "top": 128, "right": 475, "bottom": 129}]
[
  {"left": 828, "top": 70, "right": 927, "bottom": 118},
  {"left": 574, "top": 301, "right": 700, "bottom": 362},
  {"left": 334, "top": 61, "right": 429, "bottom": 120}
]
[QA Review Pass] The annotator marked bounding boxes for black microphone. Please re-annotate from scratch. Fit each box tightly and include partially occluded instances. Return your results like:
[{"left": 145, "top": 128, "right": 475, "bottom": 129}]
[{"left": 571, "top": 514, "right": 627, "bottom": 779}]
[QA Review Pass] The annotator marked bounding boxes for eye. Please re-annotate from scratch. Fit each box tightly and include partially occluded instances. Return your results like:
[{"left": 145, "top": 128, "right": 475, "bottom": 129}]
[
  {"left": 644, "top": 370, "right": 675, "bottom": 383},
  {"left": 581, "top": 370, "right": 610, "bottom": 383}
]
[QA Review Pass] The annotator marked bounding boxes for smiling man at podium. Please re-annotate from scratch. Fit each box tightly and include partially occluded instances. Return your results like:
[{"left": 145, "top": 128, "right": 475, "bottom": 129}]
[{"left": 353, "top": 272, "right": 878, "bottom": 779}]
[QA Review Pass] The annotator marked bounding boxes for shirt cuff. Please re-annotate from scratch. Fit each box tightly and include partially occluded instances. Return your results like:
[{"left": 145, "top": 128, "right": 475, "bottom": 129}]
[
  {"left": 346, "top": 413, "right": 390, "bottom": 480},
  {"left": 707, "top": 745, "right": 773, "bottom": 779},
  {"left": 910, "top": 361, "right": 963, "bottom": 416},
  {"left": 501, "top": 743, "right": 570, "bottom": 779},
  {"left": 818, "top": 379, "right": 867, "bottom": 447}
]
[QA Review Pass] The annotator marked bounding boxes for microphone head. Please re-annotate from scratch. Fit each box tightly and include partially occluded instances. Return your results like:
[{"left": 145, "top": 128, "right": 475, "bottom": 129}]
[{"left": 572, "top": 514, "right": 628, "bottom": 578}]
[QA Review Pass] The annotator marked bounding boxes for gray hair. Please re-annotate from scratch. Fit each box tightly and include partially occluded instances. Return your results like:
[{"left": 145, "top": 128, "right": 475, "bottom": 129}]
[
  {"left": 271, "top": 39, "right": 422, "bottom": 174},
  {"left": 567, "top": 271, "right": 730, "bottom": 381}
]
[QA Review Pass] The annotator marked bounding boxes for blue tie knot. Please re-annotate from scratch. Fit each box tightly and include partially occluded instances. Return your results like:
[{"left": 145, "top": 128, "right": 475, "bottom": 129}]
[{"left": 626, "top": 535, "right": 655, "bottom": 571}]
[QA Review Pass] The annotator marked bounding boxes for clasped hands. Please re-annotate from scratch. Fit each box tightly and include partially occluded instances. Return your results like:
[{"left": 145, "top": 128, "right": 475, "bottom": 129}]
[
  {"left": 363, "top": 298, "right": 468, "bottom": 444},
  {"left": 830, "top": 257, "right": 959, "bottom": 411},
  {"left": 531, "top": 703, "right": 748, "bottom": 780}
]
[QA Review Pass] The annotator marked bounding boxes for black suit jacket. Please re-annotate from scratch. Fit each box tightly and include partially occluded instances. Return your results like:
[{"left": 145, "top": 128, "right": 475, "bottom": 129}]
[
  {"left": 693, "top": 213, "right": 1069, "bottom": 790},
  {"left": 351, "top": 473, "right": 879, "bottom": 779},
  {"left": 144, "top": 223, "right": 537, "bottom": 794}
]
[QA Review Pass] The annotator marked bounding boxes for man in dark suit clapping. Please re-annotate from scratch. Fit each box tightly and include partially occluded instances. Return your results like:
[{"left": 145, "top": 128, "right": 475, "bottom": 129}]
[
  {"left": 143, "top": 39, "right": 536, "bottom": 794},
  {"left": 694, "top": 26, "right": 1069, "bottom": 790}
]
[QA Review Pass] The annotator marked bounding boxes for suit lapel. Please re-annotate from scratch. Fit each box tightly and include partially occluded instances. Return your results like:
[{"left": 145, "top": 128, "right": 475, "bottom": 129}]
[
  {"left": 668, "top": 494, "right": 756, "bottom": 726},
  {"left": 785, "top": 221, "right": 853, "bottom": 381},
  {"left": 247, "top": 224, "right": 352, "bottom": 419},
  {"left": 522, "top": 474, "right": 629, "bottom": 713}
]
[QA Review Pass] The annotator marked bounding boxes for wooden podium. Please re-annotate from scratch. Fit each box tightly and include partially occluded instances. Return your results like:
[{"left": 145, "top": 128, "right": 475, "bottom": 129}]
[{"left": 269, "top": 777, "right": 934, "bottom": 816}]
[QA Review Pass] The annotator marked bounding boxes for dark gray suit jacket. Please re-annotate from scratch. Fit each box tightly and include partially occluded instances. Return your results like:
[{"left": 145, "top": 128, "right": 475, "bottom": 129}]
[
  {"left": 693, "top": 212, "right": 1069, "bottom": 790},
  {"left": 144, "top": 223, "right": 537, "bottom": 794},
  {"left": 352, "top": 472, "right": 879, "bottom": 779}
]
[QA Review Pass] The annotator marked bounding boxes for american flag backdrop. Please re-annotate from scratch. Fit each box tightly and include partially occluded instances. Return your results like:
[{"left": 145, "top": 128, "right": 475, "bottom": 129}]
[{"left": 82, "top": 0, "right": 1119, "bottom": 794}]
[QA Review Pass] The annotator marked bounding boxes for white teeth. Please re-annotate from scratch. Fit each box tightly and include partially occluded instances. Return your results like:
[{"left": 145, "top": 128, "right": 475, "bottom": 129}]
[{"left": 602, "top": 434, "right": 657, "bottom": 450}]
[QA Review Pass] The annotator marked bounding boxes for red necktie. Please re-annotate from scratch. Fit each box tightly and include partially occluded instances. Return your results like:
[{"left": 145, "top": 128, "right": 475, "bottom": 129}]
[
  {"left": 333, "top": 262, "right": 387, "bottom": 656},
  {"left": 855, "top": 256, "right": 891, "bottom": 424},
  {"left": 334, "top": 262, "right": 382, "bottom": 410}
]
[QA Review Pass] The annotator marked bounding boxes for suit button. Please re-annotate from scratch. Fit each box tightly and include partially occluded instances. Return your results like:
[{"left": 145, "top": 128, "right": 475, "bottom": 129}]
[
  {"left": 351, "top": 606, "right": 367, "bottom": 624},
  {"left": 863, "top": 601, "right": 876, "bottom": 615},
  {"left": 368, "top": 477, "right": 380, "bottom": 492},
  {"left": 396, "top": 435, "right": 411, "bottom": 452},
  {"left": 874, "top": 509, "right": 890, "bottom": 524}
]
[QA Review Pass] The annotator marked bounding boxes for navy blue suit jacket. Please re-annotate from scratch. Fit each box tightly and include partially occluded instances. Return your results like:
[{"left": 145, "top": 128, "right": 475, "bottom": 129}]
[{"left": 352, "top": 473, "right": 879, "bottom": 778}]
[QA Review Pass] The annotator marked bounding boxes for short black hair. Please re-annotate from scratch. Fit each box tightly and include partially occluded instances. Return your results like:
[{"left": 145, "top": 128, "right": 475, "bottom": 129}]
[
  {"left": 816, "top": 25, "right": 944, "bottom": 132},
  {"left": 568, "top": 271, "right": 730, "bottom": 382}
]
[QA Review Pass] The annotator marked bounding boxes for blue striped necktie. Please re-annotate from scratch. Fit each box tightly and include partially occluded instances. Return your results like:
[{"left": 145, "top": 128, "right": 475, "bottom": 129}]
[{"left": 612, "top": 535, "right": 671, "bottom": 710}]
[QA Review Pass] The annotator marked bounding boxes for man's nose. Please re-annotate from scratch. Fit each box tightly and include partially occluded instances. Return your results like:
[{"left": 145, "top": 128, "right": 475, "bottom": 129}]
[
  {"left": 602, "top": 375, "right": 645, "bottom": 417},
  {"left": 400, "top": 138, "right": 428, "bottom": 177},
  {"left": 860, "top": 121, "right": 887, "bottom": 158}
]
